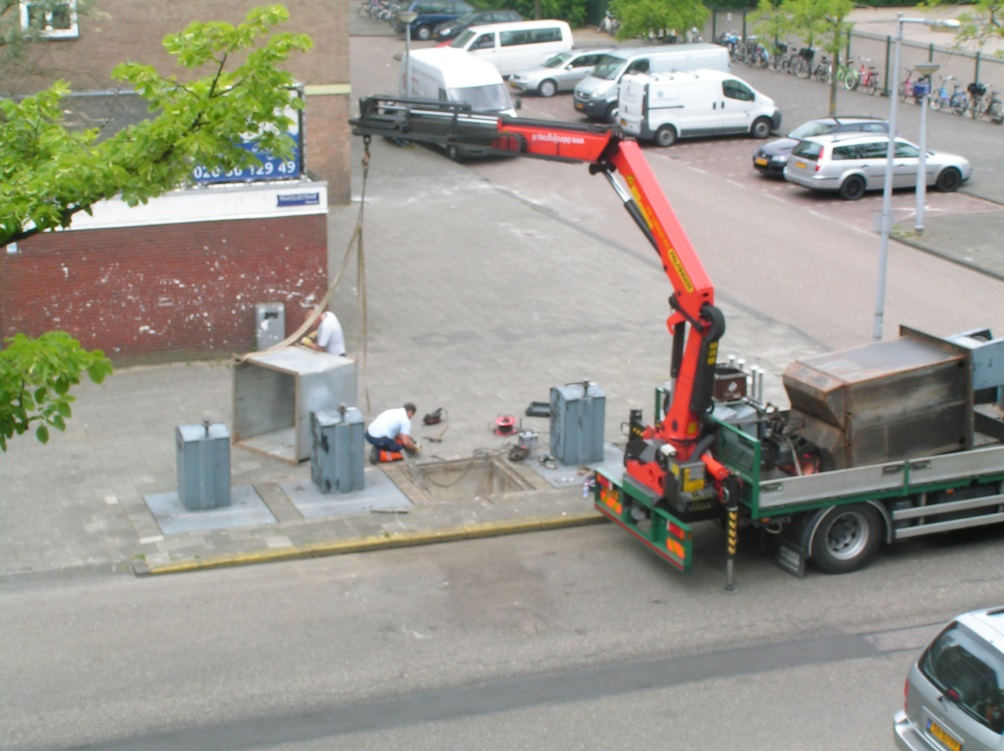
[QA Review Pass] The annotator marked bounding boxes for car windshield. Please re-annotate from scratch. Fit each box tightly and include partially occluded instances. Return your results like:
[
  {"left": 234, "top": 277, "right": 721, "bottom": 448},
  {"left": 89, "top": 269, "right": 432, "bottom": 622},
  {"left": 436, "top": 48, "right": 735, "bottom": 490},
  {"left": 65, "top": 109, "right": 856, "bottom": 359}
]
[
  {"left": 920, "top": 622, "right": 1004, "bottom": 734},
  {"left": 787, "top": 120, "right": 839, "bottom": 139},
  {"left": 449, "top": 84, "right": 512, "bottom": 112},
  {"left": 543, "top": 52, "right": 573, "bottom": 68},
  {"left": 590, "top": 54, "right": 626, "bottom": 80},
  {"left": 452, "top": 11, "right": 477, "bottom": 25},
  {"left": 451, "top": 29, "right": 476, "bottom": 48},
  {"left": 791, "top": 140, "right": 823, "bottom": 160}
]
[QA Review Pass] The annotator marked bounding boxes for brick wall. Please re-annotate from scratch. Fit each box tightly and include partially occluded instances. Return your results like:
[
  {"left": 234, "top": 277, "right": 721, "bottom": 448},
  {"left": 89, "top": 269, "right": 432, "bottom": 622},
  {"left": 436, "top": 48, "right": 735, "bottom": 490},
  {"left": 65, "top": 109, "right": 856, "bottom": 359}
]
[
  {"left": 1, "top": 215, "right": 328, "bottom": 359},
  {"left": 5, "top": 0, "right": 352, "bottom": 203}
]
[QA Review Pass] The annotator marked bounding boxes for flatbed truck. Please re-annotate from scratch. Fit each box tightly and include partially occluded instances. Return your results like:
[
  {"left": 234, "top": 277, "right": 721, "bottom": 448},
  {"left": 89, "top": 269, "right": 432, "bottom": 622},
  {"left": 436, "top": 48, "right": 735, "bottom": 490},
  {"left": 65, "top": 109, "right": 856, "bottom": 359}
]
[{"left": 349, "top": 96, "right": 1004, "bottom": 579}]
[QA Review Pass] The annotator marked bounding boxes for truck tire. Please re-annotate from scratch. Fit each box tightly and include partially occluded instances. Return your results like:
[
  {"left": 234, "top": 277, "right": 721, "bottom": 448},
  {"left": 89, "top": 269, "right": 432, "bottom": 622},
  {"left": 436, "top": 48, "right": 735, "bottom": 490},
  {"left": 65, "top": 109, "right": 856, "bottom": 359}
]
[
  {"left": 750, "top": 117, "right": 772, "bottom": 139},
  {"left": 655, "top": 125, "right": 677, "bottom": 147},
  {"left": 810, "top": 503, "right": 882, "bottom": 574}
]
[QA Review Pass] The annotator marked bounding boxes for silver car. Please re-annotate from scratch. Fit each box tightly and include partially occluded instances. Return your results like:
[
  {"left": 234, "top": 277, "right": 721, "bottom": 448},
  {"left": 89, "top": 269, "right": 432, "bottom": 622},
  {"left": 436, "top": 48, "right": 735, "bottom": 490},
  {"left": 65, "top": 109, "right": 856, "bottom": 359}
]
[
  {"left": 894, "top": 606, "right": 1004, "bottom": 751},
  {"left": 508, "top": 48, "right": 612, "bottom": 97},
  {"left": 784, "top": 132, "right": 972, "bottom": 200}
]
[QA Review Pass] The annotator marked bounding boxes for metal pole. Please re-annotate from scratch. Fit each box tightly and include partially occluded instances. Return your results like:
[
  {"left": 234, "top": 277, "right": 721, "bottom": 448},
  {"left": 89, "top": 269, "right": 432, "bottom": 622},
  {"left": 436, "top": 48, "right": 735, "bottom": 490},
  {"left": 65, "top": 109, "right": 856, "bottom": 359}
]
[
  {"left": 914, "top": 63, "right": 939, "bottom": 236},
  {"left": 405, "top": 26, "right": 413, "bottom": 98},
  {"left": 874, "top": 14, "right": 903, "bottom": 341}
]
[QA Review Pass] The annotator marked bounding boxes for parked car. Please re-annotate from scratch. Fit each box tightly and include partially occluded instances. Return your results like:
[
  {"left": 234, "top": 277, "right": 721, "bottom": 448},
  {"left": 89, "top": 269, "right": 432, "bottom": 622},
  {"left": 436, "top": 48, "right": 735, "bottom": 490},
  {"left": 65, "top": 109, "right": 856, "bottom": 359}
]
[
  {"left": 432, "top": 8, "right": 522, "bottom": 42},
  {"left": 894, "top": 606, "right": 1004, "bottom": 751},
  {"left": 752, "top": 116, "right": 889, "bottom": 178},
  {"left": 393, "top": 0, "right": 475, "bottom": 42},
  {"left": 784, "top": 133, "right": 972, "bottom": 200},
  {"left": 508, "top": 48, "right": 613, "bottom": 97}
]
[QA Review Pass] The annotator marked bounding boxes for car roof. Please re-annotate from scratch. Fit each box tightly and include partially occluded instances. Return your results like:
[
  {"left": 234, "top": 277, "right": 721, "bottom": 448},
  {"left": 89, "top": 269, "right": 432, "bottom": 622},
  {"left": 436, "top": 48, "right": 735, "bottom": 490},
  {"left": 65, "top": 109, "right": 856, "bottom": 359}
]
[
  {"left": 798, "top": 132, "right": 899, "bottom": 145},
  {"left": 957, "top": 606, "right": 1004, "bottom": 648}
]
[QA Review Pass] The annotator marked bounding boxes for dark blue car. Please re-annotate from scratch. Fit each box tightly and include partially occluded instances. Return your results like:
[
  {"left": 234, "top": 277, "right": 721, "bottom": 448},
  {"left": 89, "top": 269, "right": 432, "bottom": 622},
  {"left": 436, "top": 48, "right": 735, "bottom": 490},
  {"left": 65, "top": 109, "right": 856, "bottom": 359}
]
[{"left": 393, "top": 0, "right": 475, "bottom": 41}]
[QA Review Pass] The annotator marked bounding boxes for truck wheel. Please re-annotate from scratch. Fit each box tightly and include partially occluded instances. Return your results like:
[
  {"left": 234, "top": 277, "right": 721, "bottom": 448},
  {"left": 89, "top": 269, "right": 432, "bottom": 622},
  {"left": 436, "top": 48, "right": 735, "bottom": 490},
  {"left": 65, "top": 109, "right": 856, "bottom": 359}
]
[
  {"left": 655, "top": 125, "right": 677, "bottom": 147},
  {"left": 810, "top": 503, "right": 882, "bottom": 574},
  {"left": 750, "top": 117, "right": 772, "bottom": 139},
  {"left": 538, "top": 79, "right": 558, "bottom": 97},
  {"left": 838, "top": 175, "right": 866, "bottom": 200}
]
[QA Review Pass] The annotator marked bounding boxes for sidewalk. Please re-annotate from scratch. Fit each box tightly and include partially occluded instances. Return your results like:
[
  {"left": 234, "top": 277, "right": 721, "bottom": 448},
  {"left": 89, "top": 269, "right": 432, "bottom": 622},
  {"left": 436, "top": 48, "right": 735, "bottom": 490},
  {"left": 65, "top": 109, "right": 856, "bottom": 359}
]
[{"left": 2, "top": 17, "right": 1001, "bottom": 582}]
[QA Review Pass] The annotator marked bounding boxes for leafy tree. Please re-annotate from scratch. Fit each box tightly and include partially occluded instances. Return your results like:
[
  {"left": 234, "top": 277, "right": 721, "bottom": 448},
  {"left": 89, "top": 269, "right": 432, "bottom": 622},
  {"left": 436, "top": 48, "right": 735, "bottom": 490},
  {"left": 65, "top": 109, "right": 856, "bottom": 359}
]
[
  {"left": 748, "top": 0, "right": 795, "bottom": 60},
  {"left": 504, "top": 0, "right": 586, "bottom": 27},
  {"left": 1, "top": 4, "right": 312, "bottom": 246},
  {"left": 0, "top": 5, "right": 311, "bottom": 450},
  {"left": 609, "top": 0, "right": 708, "bottom": 43},
  {"left": 925, "top": 0, "right": 1004, "bottom": 55},
  {"left": 0, "top": 332, "right": 112, "bottom": 450},
  {"left": 767, "top": 0, "right": 852, "bottom": 115}
]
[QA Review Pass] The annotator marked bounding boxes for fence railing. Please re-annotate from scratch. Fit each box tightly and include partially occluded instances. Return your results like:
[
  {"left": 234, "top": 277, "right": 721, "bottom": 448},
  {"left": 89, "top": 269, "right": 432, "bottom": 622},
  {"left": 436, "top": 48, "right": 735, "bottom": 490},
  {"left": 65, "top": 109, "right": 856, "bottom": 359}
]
[{"left": 707, "top": 9, "right": 1004, "bottom": 101}]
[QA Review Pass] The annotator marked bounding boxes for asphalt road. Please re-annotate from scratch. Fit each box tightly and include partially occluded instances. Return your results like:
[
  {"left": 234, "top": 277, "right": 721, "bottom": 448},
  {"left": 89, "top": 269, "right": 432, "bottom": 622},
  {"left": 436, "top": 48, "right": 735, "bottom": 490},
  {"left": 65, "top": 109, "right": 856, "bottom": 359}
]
[{"left": 5, "top": 523, "right": 1004, "bottom": 750}]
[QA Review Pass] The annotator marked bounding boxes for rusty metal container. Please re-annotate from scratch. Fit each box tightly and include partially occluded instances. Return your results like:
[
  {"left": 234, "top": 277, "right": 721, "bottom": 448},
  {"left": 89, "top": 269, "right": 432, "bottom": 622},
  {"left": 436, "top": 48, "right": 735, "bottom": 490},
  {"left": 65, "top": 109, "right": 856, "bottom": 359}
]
[{"left": 782, "top": 327, "right": 972, "bottom": 469}]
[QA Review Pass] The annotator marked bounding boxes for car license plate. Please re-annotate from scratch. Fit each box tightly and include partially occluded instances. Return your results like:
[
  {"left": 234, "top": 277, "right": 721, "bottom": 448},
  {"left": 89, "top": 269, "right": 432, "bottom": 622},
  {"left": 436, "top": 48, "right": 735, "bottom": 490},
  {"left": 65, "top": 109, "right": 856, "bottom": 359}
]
[
  {"left": 574, "top": 101, "right": 584, "bottom": 111},
  {"left": 794, "top": 160, "right": 806, "bottom": 169},
  {"left": 927, "top": 719, "right": 962, "bottom": 751},
  {"left": 754, "top": 157, "right": 768, "bottom": 166}
]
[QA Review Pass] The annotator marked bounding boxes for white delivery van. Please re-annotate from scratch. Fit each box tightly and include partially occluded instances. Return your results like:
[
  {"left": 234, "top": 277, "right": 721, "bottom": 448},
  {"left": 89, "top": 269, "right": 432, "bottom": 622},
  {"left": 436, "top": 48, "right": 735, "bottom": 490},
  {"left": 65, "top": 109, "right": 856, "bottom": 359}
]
[
  {"left": 401, "top": 47, "right": 517, "bottom": 158},
  {"left": 617, "top": 69, "right": 781, "bottom": 146},
  {"left": 573, "top": 43, "right": 730, "bottom": 121},
  {"left": 449, "top": 19, "right": 573, "bottom": 76}
]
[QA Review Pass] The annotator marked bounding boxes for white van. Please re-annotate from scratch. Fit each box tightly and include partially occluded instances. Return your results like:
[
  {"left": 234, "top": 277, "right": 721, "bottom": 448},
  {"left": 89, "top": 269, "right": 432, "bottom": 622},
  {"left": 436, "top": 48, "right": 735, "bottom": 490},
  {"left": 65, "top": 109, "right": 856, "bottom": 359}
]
[
  {"left": 573, "top": 43, "right": 730, "bottom": 121},
  {"left": 617, "top": 69, "right": 781, "bottom": 146},
  {"left": 400, "top": 47, "right": 517, "bottom": 158},
  {"left": 448, "top": 19, "right": 573, "bottom": 76}
]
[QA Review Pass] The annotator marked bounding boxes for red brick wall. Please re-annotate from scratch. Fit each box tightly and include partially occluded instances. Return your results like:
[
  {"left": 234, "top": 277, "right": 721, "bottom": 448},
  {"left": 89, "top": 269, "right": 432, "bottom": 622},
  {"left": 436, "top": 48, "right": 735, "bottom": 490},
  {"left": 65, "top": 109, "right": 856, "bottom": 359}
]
[{"left": 1, "top": 216, "right": 327, "bottom": 359}]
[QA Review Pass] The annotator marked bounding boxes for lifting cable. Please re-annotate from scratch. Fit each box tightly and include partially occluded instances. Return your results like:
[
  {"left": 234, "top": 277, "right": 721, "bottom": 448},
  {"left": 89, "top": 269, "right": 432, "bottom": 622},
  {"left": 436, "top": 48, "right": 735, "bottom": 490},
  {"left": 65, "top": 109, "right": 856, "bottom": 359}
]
[{"left": 235, "top": 135, "right": 373, "bottom": 414}]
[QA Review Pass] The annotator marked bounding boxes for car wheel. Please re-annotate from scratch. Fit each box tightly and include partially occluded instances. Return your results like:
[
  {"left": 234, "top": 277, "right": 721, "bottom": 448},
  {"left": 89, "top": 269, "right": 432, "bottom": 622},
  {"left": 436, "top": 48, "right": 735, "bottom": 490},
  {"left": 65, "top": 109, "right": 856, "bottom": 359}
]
[
  {"left": 935, "top": 167, "right": 962, "bottom": 192},
  {"left": 538, "top": 79, "right": 558, "bottom": 97},
  {"left": 604, "top": 102, "right": 618, "bottom": 123},
  {"left": 414, "top": 24, "right": 431, "bottom": 41},
  {"left": 446, "top": 144, "right": 463, "bottom": 162},
  {"left": 750, "top": 117, "right": 772, "bottom": 139},
  {"left": 655, "top": 125, "right": 677, "bottom": 147},
  {"left": 810, "top": 503, "right": 882, "bottom": 574},
  {"left": 838, "top": 175, "right": 866, "bottom": 200}
]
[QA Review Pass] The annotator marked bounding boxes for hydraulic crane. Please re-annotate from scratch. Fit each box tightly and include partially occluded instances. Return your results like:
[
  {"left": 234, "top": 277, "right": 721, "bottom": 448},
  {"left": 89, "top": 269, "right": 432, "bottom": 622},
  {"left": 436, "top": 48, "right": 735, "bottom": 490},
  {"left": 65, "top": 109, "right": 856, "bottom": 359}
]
[{"left": 350, "top": 97, "right": 740, "bottom": 566}]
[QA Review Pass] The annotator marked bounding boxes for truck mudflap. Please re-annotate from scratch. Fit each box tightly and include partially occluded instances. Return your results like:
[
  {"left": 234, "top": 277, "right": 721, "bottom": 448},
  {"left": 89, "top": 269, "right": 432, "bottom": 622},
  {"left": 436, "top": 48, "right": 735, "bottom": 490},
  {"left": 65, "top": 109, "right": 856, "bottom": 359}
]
[{"left": 594, "top": 469, "right": 694, "bottom": 572}]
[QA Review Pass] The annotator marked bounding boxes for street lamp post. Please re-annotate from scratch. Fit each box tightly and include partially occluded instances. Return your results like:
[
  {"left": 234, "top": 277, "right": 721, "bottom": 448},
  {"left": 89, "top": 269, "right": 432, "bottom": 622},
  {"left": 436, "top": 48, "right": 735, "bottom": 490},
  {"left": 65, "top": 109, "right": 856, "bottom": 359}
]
[
  {"left": 914, "top": 61, "right": 940, "bottom": 236},
  {"left": 873, "top": 14, "right": 959, "bottom": 341},
  {"left": 399, "top": 11, "right": 418, "bottom": 98}
]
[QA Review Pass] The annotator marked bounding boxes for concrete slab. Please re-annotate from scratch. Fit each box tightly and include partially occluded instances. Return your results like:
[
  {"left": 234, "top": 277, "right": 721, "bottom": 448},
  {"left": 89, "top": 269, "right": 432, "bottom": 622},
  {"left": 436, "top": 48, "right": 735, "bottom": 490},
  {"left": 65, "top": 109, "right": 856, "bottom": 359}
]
[
  {"left": 280, "top": 467, "right": 413, "bottom": 519},
  {"left": 524, "top": 443, "right": 624, "bottom": 490},
  {"left": 143, "top": 486, "right": 276, "bottom": 535}
]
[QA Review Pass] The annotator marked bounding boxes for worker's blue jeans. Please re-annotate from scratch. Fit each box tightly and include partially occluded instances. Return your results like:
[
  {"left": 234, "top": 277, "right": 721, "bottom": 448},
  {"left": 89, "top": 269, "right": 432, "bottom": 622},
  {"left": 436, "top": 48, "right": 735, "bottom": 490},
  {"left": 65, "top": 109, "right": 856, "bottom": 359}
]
[{"left": 365, "top": 433, "right": 403, "bottom": 453}]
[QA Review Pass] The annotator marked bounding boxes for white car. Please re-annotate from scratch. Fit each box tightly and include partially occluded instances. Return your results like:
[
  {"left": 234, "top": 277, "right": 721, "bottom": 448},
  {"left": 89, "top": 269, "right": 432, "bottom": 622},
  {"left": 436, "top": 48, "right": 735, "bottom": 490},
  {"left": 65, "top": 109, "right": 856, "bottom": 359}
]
[{"left": 508, "top": 48, "right": 612, "bottom": 97}]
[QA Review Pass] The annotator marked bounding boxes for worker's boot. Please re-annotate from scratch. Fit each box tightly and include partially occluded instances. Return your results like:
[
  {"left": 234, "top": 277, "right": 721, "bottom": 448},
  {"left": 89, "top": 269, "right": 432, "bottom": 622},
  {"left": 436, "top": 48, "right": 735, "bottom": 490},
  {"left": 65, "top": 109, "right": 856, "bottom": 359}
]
[{"left": 378, "top": 450, "right": 404, "bottom": 463}]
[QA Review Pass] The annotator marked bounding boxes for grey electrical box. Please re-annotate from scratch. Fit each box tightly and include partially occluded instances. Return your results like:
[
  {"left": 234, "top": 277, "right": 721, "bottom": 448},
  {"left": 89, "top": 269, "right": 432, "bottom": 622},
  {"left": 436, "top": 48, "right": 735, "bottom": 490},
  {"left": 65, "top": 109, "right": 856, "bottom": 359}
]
[
  {"left": 311, "top": 407, "right": 365, "bottom": 494},
  {"left": 255, "top": 302, "right": 286, "bottom": 351},
  {"left": 176, "top": 422, "right": 231, "bottom": 510},
  {"left": 549, "top": 382, "right": 605, "bottom": 466}
]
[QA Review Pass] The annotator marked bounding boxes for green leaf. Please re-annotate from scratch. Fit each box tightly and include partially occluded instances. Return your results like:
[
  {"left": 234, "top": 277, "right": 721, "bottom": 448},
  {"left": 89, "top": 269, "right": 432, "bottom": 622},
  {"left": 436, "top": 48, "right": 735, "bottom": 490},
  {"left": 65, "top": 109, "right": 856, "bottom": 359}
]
[{"left": 36, "top": 424, "right": 49, "bottom": 444}]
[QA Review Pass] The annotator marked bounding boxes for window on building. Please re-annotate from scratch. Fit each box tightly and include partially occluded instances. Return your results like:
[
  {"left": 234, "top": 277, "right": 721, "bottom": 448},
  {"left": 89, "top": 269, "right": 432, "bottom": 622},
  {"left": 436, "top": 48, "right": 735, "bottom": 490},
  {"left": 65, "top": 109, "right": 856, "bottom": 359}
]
[{"left": 20, "top": 1, "right": 79, "bottom": 39}]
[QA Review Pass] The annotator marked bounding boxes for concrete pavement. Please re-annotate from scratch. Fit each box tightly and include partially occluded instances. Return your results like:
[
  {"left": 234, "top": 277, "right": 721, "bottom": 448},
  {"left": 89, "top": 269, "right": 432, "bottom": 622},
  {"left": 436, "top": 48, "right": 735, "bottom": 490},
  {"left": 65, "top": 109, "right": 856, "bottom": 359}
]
[{"left": 2, "top": 17, "right": 1002, "bottom": 581}]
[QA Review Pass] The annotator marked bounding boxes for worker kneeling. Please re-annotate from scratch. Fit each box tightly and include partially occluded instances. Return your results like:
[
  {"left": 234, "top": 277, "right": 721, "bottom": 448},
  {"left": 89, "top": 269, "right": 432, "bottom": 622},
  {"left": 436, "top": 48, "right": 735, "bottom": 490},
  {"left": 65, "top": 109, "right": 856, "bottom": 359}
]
[{"left": 365, "top": 402, "right": 420, "bottom": 463}]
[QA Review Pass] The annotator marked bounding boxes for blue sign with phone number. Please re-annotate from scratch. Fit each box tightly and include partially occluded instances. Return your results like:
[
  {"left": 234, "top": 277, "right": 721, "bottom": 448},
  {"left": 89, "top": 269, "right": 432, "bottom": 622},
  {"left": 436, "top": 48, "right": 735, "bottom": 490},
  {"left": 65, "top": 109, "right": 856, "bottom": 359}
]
[{"left": 190, "top": 136, "right": 301, "bottom": 184}]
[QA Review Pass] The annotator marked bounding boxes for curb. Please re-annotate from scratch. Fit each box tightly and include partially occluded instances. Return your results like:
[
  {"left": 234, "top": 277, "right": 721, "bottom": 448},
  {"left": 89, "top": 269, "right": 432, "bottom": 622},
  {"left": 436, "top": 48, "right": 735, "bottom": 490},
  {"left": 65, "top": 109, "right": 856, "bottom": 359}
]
[{"left": 132, "top": 510, "right": 607, "bottom": 576}]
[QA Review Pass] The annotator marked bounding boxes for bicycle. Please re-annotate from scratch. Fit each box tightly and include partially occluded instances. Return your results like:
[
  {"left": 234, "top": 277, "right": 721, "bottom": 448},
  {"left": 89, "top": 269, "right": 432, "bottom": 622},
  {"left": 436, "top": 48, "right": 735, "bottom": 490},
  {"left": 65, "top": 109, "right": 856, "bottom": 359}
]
[
  {"left": 790, "top": 47, "right": 815, "bottom": 79},
  {"left": 930, "top": 75, "right": 967, "bottom": 115},
  {"left": 898, "top": 68, "right": 928, "bottom": 104},
  {"left": 847, "top": 57, "right": 880, "bottom": 95},
  {"left": 965, "top": 82, "right": 1004, "bottom": 123},
  {"left": 834, "top": 57, "right": 859, "bottom": 90},
  {"left": 812, "top": 54, "right": 831, "bottom": 84},
  {"left": 768, "top": 41, "right": 791, "bottom": 72}
]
